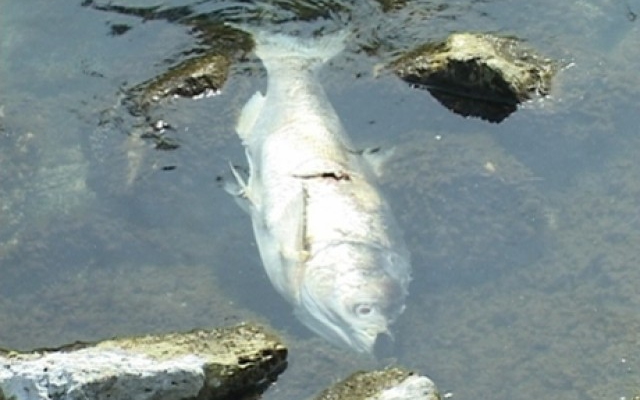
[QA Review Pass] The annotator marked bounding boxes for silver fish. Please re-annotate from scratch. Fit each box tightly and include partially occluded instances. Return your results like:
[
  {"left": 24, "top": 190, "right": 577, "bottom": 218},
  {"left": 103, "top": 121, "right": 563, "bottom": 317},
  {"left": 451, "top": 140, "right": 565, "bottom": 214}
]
[{"left": 229, "top": 28, "right": 411, "bottom": 354}]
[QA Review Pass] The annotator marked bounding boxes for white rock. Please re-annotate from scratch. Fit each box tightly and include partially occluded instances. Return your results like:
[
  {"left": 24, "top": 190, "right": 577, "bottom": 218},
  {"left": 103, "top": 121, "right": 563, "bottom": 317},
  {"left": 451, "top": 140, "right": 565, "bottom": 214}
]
[
  {"left": 0, "top": 324, "right": 287, "bottom": 400},
  {"left": 1, "top": 349, "right": 204, "bottom": 400},
  {"left": 373, "top": 375, "right": 440, "bottom": 400}
]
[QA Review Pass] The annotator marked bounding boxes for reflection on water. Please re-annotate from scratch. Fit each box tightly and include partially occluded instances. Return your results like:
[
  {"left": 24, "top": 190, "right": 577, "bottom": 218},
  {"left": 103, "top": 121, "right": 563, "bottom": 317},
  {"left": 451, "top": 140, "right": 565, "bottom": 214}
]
[{"left": 1, "top": 0, "right": 640, "bottom": 399}]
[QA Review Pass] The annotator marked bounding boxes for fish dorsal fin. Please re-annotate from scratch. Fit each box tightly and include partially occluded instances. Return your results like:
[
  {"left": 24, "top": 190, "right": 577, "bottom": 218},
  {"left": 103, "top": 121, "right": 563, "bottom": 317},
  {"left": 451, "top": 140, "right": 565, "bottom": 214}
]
[{"left": 236, "top": 91, "right": 265, "bottom": 142}]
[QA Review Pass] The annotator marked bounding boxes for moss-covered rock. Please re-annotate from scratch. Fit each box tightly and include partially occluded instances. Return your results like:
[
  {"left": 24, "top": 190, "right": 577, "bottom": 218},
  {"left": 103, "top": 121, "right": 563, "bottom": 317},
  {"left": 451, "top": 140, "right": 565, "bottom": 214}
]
[
  {"left": 391, "top": 32, "right": 558, "bottom": 122},
  {"left": 314, "top": 367, "right": 439, "bottom": 400},
  {"left": 131, "top": 53, "right": 231, "bottom": 110}
]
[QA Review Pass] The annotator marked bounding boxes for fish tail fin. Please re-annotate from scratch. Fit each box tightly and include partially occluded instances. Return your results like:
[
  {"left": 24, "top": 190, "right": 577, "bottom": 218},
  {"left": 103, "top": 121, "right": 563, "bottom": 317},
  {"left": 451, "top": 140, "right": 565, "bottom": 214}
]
[
  {"left": 228, "top": 23, "right": 348, "bottom": 69},
  {"left": 254, "top": 30, "right": 348, "bottom": 67}
]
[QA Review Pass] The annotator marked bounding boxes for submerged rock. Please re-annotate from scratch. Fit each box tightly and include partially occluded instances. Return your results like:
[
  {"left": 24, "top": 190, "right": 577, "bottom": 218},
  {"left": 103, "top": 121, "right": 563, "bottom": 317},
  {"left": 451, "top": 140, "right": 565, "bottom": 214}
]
[
  {"left": 314, "top": 367, "right": 440, "bottom": 400},
  {"left": 77, "top": 4, "right": 253, "bottom": 115},
  {"left": 0, "top": 323, "right": 287, "bottom": 400},
  {"left": 130, "top": 52, "right": 232, "bottom": 113},
  {"left": 391, "top": 32, "right": 558, "bottom": 122}
]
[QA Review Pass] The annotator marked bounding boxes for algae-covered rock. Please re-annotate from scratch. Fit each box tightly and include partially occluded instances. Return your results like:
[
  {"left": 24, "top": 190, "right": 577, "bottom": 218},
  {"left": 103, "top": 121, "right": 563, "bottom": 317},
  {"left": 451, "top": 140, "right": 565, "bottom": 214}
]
[
  {"left": 78, "top": 3, "right": 252, "bottom": 115},
  {"left": 314, "top": 367, "right": 440, "bottom": 400},
  {"left": 391, "top": 32, "right": 558, "bottom": 122},
  {"left": 130, "top": 52, "right": 232, "bottom": 112},
  {"left": 0, "top": 323, "right": 287, "bottom": 400}
]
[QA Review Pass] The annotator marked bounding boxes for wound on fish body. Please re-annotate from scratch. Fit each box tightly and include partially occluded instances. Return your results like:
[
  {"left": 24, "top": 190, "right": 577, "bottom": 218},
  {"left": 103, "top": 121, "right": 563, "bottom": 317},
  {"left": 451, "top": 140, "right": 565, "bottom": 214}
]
[{"left": 293, "top": 171, "right": 351, "bottom": 181}]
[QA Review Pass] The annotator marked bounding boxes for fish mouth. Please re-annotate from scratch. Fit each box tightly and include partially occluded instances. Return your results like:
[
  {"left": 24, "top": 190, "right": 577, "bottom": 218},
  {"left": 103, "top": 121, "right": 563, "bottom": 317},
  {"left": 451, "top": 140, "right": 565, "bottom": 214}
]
[{"left": 294, "top": 303, "right": 389, "bottom": 354}]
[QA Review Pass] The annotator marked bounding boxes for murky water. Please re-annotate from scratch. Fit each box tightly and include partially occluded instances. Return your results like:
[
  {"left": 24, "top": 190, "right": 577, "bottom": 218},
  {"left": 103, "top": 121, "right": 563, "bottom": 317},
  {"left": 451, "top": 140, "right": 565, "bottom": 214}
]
[{"left": 2, "top": 0, "right": 640, "bottom": 399}]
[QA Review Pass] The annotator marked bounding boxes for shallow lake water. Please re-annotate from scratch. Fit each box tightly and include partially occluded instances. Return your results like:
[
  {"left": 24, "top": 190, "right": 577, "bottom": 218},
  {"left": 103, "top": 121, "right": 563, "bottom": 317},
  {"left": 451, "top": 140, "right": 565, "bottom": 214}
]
[{"left": 2, "top": 1, "right": 640, "bottom": 399}]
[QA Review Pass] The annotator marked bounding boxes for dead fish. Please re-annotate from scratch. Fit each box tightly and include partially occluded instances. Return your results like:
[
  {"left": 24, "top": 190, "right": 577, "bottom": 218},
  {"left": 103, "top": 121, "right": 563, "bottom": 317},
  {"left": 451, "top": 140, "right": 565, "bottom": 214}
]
[{"left": 228, "top": 26, "right": 411, "bottom": 354}]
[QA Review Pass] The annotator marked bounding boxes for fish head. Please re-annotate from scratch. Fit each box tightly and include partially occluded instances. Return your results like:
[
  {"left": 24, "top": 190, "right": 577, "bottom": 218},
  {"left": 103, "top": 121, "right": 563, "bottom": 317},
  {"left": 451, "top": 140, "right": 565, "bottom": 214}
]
[{"left": 294, "top": 242, "right": 411, "bottom": 354}]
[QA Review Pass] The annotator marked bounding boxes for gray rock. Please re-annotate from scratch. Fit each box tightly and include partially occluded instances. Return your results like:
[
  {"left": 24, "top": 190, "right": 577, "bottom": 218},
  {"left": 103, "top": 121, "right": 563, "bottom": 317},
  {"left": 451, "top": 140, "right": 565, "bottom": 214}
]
[
  {"left": 314, "top": 367, "right": 439, "bottom": 400},
  {"left": 0, "top": 323, "right": 287, "bottom": 400}
]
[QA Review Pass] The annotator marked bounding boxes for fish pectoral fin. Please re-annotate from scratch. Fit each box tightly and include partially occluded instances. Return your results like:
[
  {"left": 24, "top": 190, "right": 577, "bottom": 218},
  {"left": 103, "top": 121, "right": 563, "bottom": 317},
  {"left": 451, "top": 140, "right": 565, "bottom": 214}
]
[
  {"left": 253, "top": 218, "right": 294, "bottom": 300},
  {"left": 236, "top": 91, "right": 265, "bottom": 142},
  {"left": 224, "top": 162, "right": 255, "bottom": 213},
  {"left": 279, "top": 182, "right": 309, "bottom": 263},
  {"left": 278, "top": 248, "right": 308, "bottom": 303},
  {"left": 254, "top": 214, "right": 306, "bottom": 302}
]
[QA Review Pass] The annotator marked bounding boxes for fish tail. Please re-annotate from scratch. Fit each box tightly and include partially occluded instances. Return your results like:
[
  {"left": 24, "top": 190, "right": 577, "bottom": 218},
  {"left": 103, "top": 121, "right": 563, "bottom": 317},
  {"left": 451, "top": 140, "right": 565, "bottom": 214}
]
[
  {"left": 228, "top": 23, "right": 348, "bottom": 68},
  {"left": 255, "top": 30, "right": 348, "bottom": 67}
]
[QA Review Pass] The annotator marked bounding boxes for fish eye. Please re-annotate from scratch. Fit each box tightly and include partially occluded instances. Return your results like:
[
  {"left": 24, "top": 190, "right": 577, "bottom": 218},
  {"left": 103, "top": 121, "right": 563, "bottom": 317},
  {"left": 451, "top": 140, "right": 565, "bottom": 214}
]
[{"left": 353, "top": 303, "right": 376, "bottom": 317}]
